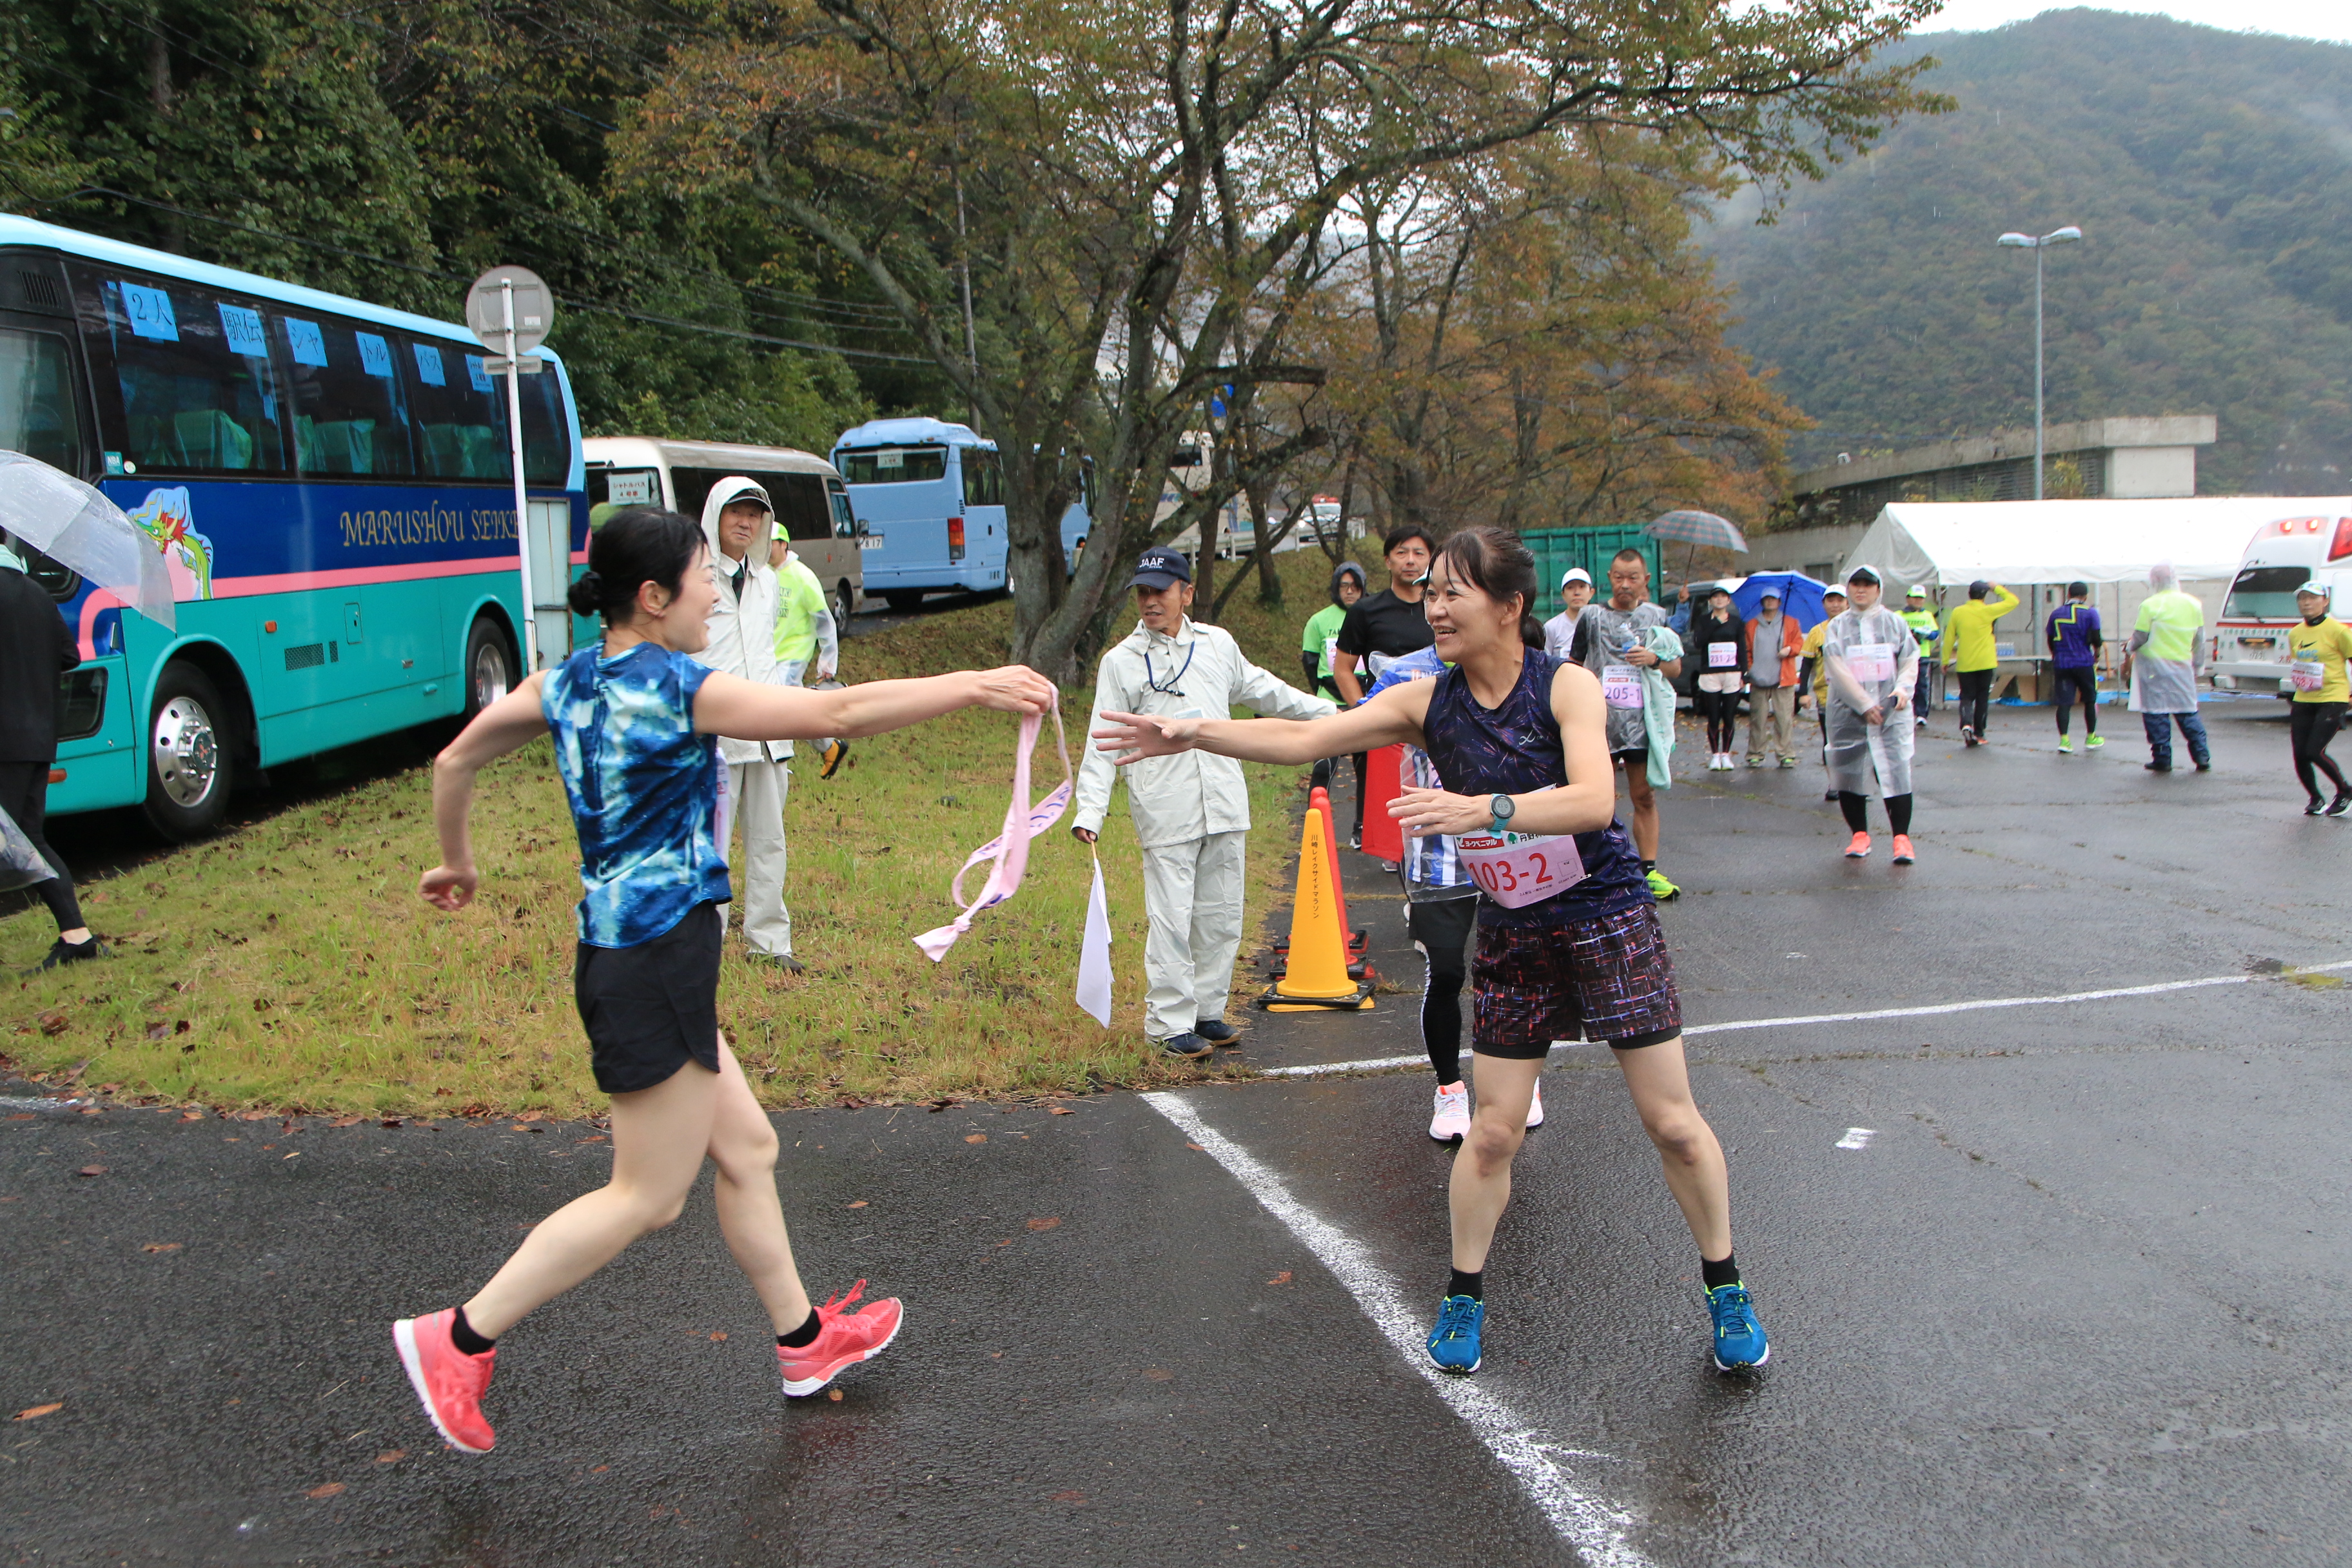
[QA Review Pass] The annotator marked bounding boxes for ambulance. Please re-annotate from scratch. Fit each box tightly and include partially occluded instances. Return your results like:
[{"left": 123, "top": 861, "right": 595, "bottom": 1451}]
[{"left": 2212, "top": 506, "right": 2352, "bottom": 695}]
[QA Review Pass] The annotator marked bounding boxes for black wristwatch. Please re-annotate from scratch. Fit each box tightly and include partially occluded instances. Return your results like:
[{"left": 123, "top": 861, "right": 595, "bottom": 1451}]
[{"left": 1489, "top": 794, "right": 1516, "bottom": 835}]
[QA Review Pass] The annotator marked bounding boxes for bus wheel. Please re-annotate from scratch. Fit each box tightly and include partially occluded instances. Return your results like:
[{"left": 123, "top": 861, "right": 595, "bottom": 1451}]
[
  {"left": 833, "top": 580, "right": 856, "bottom": 631},
  {"left": 883, "top": 590, "right": 925, "bottom": 614},
  {"left": 142, "top": 662, "right": 234, "bottom": 842},
  {"left": 462, "top": 617, "right": 515, "bottom": 721}
]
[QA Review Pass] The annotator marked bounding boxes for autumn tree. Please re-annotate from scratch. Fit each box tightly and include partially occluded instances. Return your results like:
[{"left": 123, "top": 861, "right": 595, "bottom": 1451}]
[{"left": 623, "top": 0, "right": 1943, "bottom": 680}]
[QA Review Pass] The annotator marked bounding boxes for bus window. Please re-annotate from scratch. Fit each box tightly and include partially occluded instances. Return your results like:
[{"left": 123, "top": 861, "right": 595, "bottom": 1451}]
[
  {"left": 0, "top": 326, "right": 81, "bottom": 473},
  {"left": 826, "top": 478, "right": 857, "bottom": 537},
  {"left": 961, "top": 446, "right": 1004, "bottom": 507},
  {"left": 2225, "top": 565, "right": 2310, "bottom": 620},
  {"left": 405, "top": 338, "right": 504, "bottom": 480},
  {"left": 279, "top": 312, "right": 416, "bottom": 476},
  {"left": 74, "top": 268, "right": 289, "bottom": 475},
  {"left": 836, "top": 445, "right": 946, "bottom": 484},
  {"left": 586, "top": 465, "right": 661, "bottom": 529},
  {"left": 511, "top": 362, "right": 571, "bottom": 487},
  {"left": 765, "top": 471, "right": 834, "bottom": 542}
]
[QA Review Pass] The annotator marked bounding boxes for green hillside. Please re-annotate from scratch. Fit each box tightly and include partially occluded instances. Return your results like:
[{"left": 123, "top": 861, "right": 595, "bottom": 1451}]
[{"left": 1705, "top": 8, "right": 2352, "bottom": 496}]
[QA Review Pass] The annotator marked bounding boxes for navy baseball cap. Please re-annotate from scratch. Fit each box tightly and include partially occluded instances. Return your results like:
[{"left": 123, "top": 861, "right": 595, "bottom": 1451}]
[{"left": 1130, "top": 547, "right": 1192, "bottom": 589}]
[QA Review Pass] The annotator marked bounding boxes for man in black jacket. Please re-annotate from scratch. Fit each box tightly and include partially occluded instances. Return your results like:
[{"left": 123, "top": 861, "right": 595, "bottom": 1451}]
[{"left": 0, "top": 532, "right": 102, "bottom": 970}]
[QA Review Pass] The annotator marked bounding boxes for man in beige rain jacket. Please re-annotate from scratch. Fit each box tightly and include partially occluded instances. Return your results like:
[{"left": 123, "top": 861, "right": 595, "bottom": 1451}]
[
  {"left": 1074, "top": 548, "right": 1335, "bottom": 1057},
  {"left": 698, "top": 476, "right": 799, "bottom": 969}
]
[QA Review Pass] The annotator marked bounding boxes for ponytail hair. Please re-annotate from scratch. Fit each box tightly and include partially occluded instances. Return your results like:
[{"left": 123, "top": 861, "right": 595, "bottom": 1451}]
[
  {"left": 567, "top": 506, "right": 704, "bottom": 623},
  {"left": 1433, "top": 525, "right": 1542, "bottom": 648}
]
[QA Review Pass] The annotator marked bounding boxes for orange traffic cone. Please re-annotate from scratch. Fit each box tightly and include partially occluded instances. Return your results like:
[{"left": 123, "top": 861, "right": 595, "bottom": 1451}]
[
  {"left": 1259, "top": 803, "right": 1375, "bottom": 1012},
  {"left": 1274, "top": 787, "right": 1368, "bottom": 961}
]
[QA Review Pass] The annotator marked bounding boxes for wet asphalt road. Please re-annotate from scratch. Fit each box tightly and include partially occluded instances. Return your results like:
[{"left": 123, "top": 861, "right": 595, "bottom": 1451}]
[{"left": 5, "top": 698, "right": 2349, "bottom": 1566}]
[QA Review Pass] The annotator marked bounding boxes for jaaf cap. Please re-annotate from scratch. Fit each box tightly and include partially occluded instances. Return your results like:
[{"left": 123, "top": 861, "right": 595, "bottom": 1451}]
[
  {"left": 1560, "top": 566, "right": 1592, "bottom": 587},
  {"left": 1846, "top": 563, "right": 1882, "bottom": 587},
  {"left": 1130, "top": 547, "right": 1192, "bottom": 589}
]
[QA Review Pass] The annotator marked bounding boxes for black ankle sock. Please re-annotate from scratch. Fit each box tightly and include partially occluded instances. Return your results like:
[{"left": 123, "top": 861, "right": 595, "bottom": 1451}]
[
  {"left": 449, "top": 1306, "right": 496, "bottom": 1357},
  {"left": 1446, "top": 1268, "right": 1484, "bottom": 1302},
  {"left": 1640, "top": 859, "right": 1656, "bottom": 873},
  {"left": 777, "top": 1308, "right": 821, "bottom": 1348},
  {"left": 1700, "top": 1253, "right": 1741, "bottom": 1291}
]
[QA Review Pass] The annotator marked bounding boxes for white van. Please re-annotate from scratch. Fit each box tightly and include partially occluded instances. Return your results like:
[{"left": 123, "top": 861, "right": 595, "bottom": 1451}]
[
  {"left": 583, "top": 437, "right": 867, "bottom": 628},
  {"left": 2212, "top": 507, "right": 2352, "bottom": 695}
]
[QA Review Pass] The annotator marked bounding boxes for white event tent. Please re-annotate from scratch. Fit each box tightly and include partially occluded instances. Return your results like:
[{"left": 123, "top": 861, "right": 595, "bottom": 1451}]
[{"left": 1837, "top": 498, "right": 2352, "bottom": 590}]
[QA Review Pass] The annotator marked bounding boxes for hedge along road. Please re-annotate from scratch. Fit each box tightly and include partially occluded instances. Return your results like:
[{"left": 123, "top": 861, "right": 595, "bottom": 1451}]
[{"left": 5, "top": 701, "right": 2349, "bottom": 1565}]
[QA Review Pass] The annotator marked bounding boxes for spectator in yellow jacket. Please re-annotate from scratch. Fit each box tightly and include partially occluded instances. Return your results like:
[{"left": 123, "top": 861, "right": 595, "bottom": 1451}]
[
  {"left": 1798, "top": 585, "right": 1847, "bottom": 801},
  {"left": 1944, "top": 580, "right": 2019, "bottom": 747}
]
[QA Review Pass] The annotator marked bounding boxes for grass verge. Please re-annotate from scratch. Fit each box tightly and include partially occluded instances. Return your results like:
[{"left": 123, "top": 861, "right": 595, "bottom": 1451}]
[{"left": 3, "top": 549, "right": 1355, "bottom": 1115}]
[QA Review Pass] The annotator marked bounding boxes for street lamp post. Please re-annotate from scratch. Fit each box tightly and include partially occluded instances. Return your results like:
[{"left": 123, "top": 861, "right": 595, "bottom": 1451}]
[{"left": 1996, "top": 225, "right": 2082, "bottom": 500}]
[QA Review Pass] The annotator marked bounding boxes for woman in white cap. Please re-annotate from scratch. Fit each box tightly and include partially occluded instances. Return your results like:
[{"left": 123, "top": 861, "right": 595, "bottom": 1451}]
[
  {"left": 1544, "top": 567, "right": 1593, "bottom": 660},
  {"left": 2286, "top": 581, "right": 2352, "bottom": 816},
  {"left": 1821, "top": 565, "right": 1921, "bottom": 863}
]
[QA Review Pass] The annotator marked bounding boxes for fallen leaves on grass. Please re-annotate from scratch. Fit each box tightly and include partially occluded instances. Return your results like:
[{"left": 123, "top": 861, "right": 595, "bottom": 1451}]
[
  {"left": 37, "top": 1010, "right": 67, "bottom": 1036},
  {"left": 1026, "top": 1216, "right": 1061, "bottom": 1231},
  {"left": 13, "top": 1403, "right": 62, "bottom": 1421},
  {"left": 965, "top": 1133, "right": 987, "bottom": 1144},
  {"left": 142, "top": 1242, "right": 183, "bottom": 1254},
  {"left": 329, "top": 1115, "right": 364, "bottom": 1128},
  {"left": 306, "top": 1482, "right": 346, "bottom": 1499}
]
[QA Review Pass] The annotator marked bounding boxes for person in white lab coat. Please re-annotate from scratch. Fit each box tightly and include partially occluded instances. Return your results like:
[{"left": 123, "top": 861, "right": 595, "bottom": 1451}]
[
  {"left": 1073, "top": 547, "right": 1337, "bottom": 1057},
  {"left": 698, "top": 477, "right": 800, "bottom": 970}
]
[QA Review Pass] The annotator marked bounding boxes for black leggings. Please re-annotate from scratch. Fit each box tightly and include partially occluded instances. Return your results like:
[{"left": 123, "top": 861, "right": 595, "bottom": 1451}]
[
  {"left": 1695, "top": 688, "right": 1741, "bottom": 752},
  {"left": 0, "top": 761, "right": 84, "bottom": 934},
  {"left": 1838, "top": 789, "right": 1914, "bottom": 836},
  {"left": 2050, "top": 666, "right": 2099, "bottom": 736},
  {"left": 2290, "top": 701, "right": 2348, "bottom": 799},
  {"left": 1406, "top": 894, "right": 1478, "bottom": 1086},
  {"left": 1957, "top": 669, "right": 1994, "bottom": 735}
]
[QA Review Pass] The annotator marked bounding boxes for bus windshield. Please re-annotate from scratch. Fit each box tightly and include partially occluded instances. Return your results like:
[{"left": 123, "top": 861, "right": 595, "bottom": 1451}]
[
  {"left": 2225, "top": 565, "right": 2311, "bottom": 620},
  {"left": 836, "top": 445, "right": 947, "bottom": 484}
]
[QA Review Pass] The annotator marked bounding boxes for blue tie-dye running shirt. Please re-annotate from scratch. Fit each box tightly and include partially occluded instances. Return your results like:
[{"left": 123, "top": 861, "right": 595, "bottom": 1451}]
[{"left": 542, "top": 641, "right": 732, "bottom": 948}]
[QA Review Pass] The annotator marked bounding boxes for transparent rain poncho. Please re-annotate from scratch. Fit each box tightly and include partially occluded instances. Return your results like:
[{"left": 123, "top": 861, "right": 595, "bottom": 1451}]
[
  {"left": 1, "top": 805, "right": 59, "bottom": 893},
  {"left": 1821, "top": 603, "right": 1921, "bottom": 797}
]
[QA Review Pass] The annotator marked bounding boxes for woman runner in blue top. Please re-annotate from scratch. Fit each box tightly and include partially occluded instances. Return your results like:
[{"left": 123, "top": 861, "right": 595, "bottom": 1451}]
[
  {"left": 393, "top": 507, "right": 1055, "bottom": 1454},
  {"left": 1094, "top": 526, "right": 1767, "bottom": 1378}
]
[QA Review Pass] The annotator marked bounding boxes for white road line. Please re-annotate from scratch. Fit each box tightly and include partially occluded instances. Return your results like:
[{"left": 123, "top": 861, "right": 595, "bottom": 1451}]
[
  {"left": 1257, "top": 959, "right": 2352, "bottom": 1080},
  {"left": 1140, "top": 1090, "right": 1654, "bottom": 1568}
]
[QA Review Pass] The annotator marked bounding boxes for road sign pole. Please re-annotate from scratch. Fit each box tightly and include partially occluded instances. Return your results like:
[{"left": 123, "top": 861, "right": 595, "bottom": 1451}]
[{"left": 501, "top": 279, "right": 540, "bottom": 672}]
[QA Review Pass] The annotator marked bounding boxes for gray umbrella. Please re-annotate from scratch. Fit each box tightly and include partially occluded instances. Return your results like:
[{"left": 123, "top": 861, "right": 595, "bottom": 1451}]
[{"left": 0, "top": 451, "right": 177, "bottom": 631}]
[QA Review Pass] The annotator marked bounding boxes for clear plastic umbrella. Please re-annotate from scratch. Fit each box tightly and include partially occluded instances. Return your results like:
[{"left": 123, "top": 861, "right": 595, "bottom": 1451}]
[
  {"left": 0, "top": 450, "right": 176, "bottom": 631},
  {"left": 1, "top": 803, "right": 59, "bottom": 893}
]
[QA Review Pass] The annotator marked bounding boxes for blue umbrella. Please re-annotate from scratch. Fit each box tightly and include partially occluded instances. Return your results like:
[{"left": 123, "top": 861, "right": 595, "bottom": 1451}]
[
  {"left": 1644, "top": 509, "right": 1749, "bottom": 553},
  {"left": 1730, "top": 571, "right": 1828, "bottom": 630}
]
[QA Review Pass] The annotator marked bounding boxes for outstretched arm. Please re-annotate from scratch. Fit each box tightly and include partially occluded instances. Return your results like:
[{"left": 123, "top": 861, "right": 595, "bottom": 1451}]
[
  {"left": 422, "top": 674, "right": 554, "bottom": 910},
  {"left": 1097, "top": 679, "right": 1427, "bottom": 766},
  {"left": 694, "top": 665, "right": 1054, "bottom": 742},
  {"left": 1388, "top": 663, "right": 1618, "bottom": 839}
]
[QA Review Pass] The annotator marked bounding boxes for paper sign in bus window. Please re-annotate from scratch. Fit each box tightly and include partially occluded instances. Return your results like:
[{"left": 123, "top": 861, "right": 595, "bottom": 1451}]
[
  {"left": 283, "top": 318, "right": 328, "bottom": 368},
  {"left": 357, "top": 332, "right": 394, "bottom": 378},
  {"left": 467, "top": 356, "right": 493, "bottom": 393},
  {"left": 876, "top": 448, "right": 903, "bottom": 469},
  {"left": 411, "top": 342, "right": 446, "bottom": 386},
  {"left": 120, "top": 282, "right": 179, "bottom": 341},
  {"left": 217, "top": 304, "right": 267, "bottom": 357}
]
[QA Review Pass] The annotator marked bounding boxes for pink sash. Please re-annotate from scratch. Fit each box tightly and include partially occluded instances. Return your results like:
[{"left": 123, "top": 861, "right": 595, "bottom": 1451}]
[{"left": 913, "top": 703, "right": 1073, "bottom": 961}]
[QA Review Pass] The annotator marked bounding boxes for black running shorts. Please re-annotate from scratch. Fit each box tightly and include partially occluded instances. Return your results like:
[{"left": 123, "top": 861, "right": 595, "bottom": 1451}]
[
  {"left": 1470, "top": 903, "right": 1682, "bottom": 1057},
  {"left": 573, "top": 901, "right": 723, "bottom": 1094}
]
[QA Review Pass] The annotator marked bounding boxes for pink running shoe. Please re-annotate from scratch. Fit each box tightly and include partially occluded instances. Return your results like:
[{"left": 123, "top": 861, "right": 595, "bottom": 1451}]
[
  {"left": 1890, "top": 834, "right": 1916, "bottom": 865},
  {"left": 779, "top": 1280, "right": 904, "bottom": 1398},
  {"left": 393, "top": 1309, "right": 496, "bottom": 1453},
  {"left": 1843, "top": 832, "right": 1872, "bottom": 859}
]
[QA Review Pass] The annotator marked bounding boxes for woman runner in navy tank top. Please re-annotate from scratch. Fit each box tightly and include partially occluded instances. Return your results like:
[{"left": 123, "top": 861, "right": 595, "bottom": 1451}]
[
  {"left": 1095, "top": 526, "right": 1768, "bottom": 1378},
  {"left": 391, "top": 507, "right": 1056, "bottom": 1454}
]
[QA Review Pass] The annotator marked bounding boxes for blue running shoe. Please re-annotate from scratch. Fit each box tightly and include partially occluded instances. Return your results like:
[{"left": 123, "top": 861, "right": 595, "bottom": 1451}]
[
  {"left": 1707, "top": 1283, "right": 1769, "bottom": 1371},
  {"left": 1427, "top": 1295, "right": 1484, "bottom": 1374}
]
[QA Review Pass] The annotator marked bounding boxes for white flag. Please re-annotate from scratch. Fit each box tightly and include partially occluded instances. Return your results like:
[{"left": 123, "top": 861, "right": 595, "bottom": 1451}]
[{"left": 1075, "top": 856, "right": 1114, "bottom": 1026}]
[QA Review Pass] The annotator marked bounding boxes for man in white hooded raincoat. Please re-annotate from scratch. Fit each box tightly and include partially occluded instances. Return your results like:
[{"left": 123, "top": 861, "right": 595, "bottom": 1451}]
[
  {"left": 1073, "top": 548, "right": 1337, "bottom": 1057},
  {"left": 1821, "top": 563, "right": 1922, "bottom": 865},
  {"left": 698, "top": 476, "right": 799, "bottom": 967}
]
